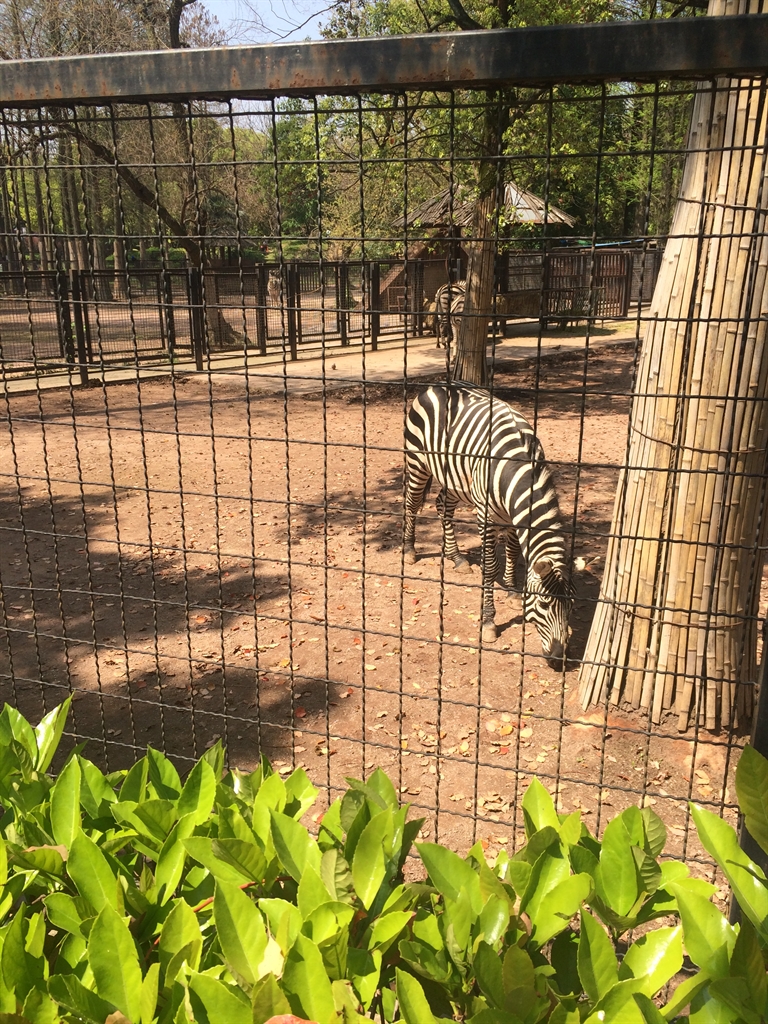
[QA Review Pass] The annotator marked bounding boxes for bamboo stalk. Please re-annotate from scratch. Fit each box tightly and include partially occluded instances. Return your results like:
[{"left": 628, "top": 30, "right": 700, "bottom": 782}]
[{"left": 579, "top": 0, "right": 768, "bottom": 731}]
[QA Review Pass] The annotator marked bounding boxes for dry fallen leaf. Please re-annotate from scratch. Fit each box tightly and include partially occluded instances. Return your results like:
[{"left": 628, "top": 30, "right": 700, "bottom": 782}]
[
  {"left": 485, "top": 719, "right": 498, "bottom": 733},
  {"left": 295, "top": 706, "right": 307, "bottom": 719},
  {"left": 521, "top": 727, "right": 533, "bottom": 739}
]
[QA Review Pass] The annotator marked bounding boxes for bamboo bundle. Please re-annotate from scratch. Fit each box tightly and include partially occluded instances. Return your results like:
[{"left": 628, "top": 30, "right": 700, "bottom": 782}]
[{"left": 578, "top": 0, "right": 768, "bottom": 731}]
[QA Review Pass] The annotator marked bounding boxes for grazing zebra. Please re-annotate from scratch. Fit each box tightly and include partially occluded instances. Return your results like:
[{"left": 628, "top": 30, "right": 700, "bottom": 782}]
[
  {"left": 403, "top": 384, "right": 573, "bottom": 658},
  {"left": 433, "top": 280, "right": 466, "bottom": 348}
]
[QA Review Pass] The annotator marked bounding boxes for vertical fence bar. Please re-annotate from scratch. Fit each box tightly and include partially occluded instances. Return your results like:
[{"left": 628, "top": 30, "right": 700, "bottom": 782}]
[
  {"left": 69, "top": 268, "right": 89, "bottom": 386},
  {"left": 286, "top": 263, "right": 298, "bottom": 360},
  {"left": 370, "top": 261, "right": 380, "bottom": 351},
  {"left": 256, "top": 263, "right": 268, "bottom": 355},
  {"left": 188, "top": 266, "right": 205, "bottom": 371},
  {"left": 162, "top": 269, "right": 176, "bottom": 358}
]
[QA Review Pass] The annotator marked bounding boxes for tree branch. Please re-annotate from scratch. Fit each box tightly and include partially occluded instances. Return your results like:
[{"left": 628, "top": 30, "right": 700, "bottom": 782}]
[{"left": 445, "top": 0, "right": 484, "bottom": 31}]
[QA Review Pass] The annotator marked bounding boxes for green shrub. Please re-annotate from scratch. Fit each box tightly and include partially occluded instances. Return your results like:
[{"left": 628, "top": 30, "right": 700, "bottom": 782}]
[{"left": 0, "top": 698, "right": 766, "bottom": 1023}]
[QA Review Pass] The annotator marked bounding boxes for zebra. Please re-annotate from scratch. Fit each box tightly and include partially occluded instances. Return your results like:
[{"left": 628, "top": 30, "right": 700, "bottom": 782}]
[
  {"left": 403, "top": 383, "right": 574, "bottom": 659},
  {"left": 433, "top": 280, "right": 466, "bottom": 348}
]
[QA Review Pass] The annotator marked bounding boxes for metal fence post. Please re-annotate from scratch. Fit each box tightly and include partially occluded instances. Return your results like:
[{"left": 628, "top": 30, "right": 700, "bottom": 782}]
[
  {"left": 338, "top": 262, "right": 349, "bottom": 346},
  {"left": 69, "top": 269, "right": 90, "bottom": 386},
  {"left": 256, "top": 264, "right": 268, "bottom": 356},
  {"left": 286, "top": 263, "right": 298, "bottom": 361},
  {"left": 162, "top": 269, "right": 177, "bottom": 358},
  {"left": 55, "top": 269, "right": 75, "bottom": 364},
  {"left": 370, "top": 261, "right": 380, "bottom": 352},
  {"left": 188, "top": 267, "right": 205, "bottom": 371}
]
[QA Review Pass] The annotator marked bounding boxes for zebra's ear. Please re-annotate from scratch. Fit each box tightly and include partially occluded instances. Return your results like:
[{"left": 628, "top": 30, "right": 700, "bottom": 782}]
[{"left": 533, "top": 558, "right": 553, "bottom": 577}]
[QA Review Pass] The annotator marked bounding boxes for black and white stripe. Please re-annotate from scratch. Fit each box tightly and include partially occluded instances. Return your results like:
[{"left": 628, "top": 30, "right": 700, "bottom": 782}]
[
  {"left": 403, "top": 384, "right": 573, "bottom": 658},
  {"left": 433, "top": 280, "right": 466, "bottom": 348}
]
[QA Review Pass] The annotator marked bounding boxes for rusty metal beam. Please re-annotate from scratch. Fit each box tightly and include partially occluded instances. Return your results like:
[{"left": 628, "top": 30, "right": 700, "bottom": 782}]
[{"left": 1, "top": 15, "right": 767, "bottom": 107}]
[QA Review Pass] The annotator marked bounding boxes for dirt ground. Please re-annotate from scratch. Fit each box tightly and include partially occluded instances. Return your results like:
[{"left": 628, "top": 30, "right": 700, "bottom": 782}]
[{"left": 0, "top": 339, "right": 753, "bottom": 884}]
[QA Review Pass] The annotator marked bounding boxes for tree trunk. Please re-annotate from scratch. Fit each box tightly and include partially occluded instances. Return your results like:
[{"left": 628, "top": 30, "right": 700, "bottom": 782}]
[
  {"left": 452, "top": 95, "right": 507, "bottom": 386},
  {"left": 578, "top": 0, "right": 768, "bottom": 732}
]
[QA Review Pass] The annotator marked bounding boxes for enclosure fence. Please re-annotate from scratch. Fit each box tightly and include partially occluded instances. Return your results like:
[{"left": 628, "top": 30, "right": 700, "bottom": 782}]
[{"left": 2, "top": 13, "right": 768, "bottom": 874}]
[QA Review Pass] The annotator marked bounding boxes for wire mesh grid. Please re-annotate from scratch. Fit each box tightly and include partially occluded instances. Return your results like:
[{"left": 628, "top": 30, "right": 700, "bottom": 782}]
[{"left": 0, "top": 58, "right": 766, "bottom": 881}]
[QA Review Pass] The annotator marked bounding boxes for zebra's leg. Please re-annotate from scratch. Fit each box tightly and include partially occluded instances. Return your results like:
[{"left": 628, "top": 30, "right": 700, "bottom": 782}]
[
  {"left": 436, "top": 490, "right": 471, "bottom": 573},
  {"left": 403, "top": 458, "right": 431, "bottom": 565},
  {"left": 502, "top": 529, "right": 522, "bottom": 591},
  {"left": 478, "top": 516, "right": 500, "bottom": 643}
]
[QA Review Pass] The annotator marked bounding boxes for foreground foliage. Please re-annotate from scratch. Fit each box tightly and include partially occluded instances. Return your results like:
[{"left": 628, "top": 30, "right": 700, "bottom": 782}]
[{"left": 0, "top": 699, "right": 766, "bottom": 1022}]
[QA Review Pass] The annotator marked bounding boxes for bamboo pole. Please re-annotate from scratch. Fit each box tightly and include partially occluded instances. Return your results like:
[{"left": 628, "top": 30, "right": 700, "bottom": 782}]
[{"left": 579, "top": 0, "right": 768, "bottom": 731}]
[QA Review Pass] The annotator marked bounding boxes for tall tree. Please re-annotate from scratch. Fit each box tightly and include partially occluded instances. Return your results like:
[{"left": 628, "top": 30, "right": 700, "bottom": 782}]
[{"left": 579, "top": 0, "right": 768, "bottom": 732}]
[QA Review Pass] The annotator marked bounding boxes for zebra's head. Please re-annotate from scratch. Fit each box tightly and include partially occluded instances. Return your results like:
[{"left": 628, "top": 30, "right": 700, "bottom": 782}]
[{"left": 524, "top": 558, "right": 575, "bottom": 663}]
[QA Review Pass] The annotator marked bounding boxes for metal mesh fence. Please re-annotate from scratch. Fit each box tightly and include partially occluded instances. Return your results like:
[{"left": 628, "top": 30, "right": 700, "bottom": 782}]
[{"left": 1, "top": 20, "right": 768, "bottom": 876}]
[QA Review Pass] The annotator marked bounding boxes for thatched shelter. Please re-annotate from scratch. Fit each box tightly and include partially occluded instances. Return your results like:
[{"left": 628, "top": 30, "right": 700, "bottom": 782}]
[{"left": 395, "top": 183, "right": 575, "bottom": 230}]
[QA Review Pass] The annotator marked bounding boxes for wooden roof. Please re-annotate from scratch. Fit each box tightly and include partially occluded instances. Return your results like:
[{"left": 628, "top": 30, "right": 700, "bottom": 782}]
[{"left": 396, "top": 183, "right": 575, "bottom": 230}]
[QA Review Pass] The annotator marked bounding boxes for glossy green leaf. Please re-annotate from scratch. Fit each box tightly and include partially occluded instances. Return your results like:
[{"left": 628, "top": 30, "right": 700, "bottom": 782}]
[
  {"left": 155, "top": 813, "right": 196, "bottom": 903},
  {"left": 147, "top": 746, "right": 182, "bottom": 800},
  {"left": 502, "top": 943, "right": 537, "bottom": 1019},
  {"left": 473, "top": 940, "right": 505, "bottom": 1007},
  {"left": 259, "top": 898, "right": 302, "bottom": 954},
  {"left": 396, "top": 968, "right": 437, "bottom": 1024},
  {"left": 633, "top": 992, "right": 668, "bottom": 1023},
  {"left": 729, "top": 916, "right": 767, "bottom": 1018},
  {"left": 522, "top": 778, "right": 560, "bottom": 835},
  {"left": 44, "top": 893, "right": 94, "bottom": 936},
  {"left": 48, "top": 972, "right": 115, "bottom": 1023},
  {"left": 33, "top": 697, "right": 71, "bottom": 772},
  {"left": 284, "top": 767, "right": 319, "bottom": 819},
  {"left": 176, "top": 758, "right": 216, "bottom": 825},
  {"left": 120, "top": 757, "right": 149, "bottom": 804},
  {"left": 597, "top": 815, "right": 640, "bottom": 917},
  {"left": 477, "top": 893, "right": 510, "bottom": 946},
  {"left": 640, "top": 808, "right": 667, "bottom": 858},
  {"left": 252, "top": 973, "right": 293, "bottom": 1024},
  {"left": 559, "top": 811, "right": 583, "bottom": 847},
  {"left": 736, "top": 745, "right": 768, "bottom": 857},
  {"left": 78, "top": 756, "right": 117, "bottom": 818},
  {"left": 578, "top": 909, "right": 618, "bottom": 1001},
  {"left": 187, "top": 972, "right": 252, "bottom": 1024},
  {"left": 140, "top": 962, "right": 159, "bottom": 1024},
  {"left": 661, "top": 971, "right": 710, "bottom": 1020},
  {"left": 352, "top": 809, "right": 392, "bottom": 909},
  {"left": 619, "top": 926, "right": 683, "bottom": 996},
  {"left": 367, "top": 910, "right": 412, "bottom": 954},
  {"left": 347, "top": 948, "right": 382, "bottom": 1011},
  {"left": 158, "top": 898, "right": 203, "bottom": 986},
  {"left": 298, "top": 864, "right": 334, "bottom": 919},
  {"left": 671, "top": 885, "right": 736, "bottom": 976},
  {"left": 213, "top": 880, "right": 268, "bottom": 986},
  {"left": 183, "top": 836, "right": 258, "bottom": 884},
  {"left": 520, "top": 844, "right": 570, "bottom": 918},
  {"left": 1, "top": 908, "right": 40, "bottom": 1003},
  {"left": 282, "top": 932, "right": 338, "bottom": 1023},
  {"left": 10, "top": 844, "right": 65, "bottom": 877},
  {"left": 708, "top": 977, "right": 763, "bottom": 1024},
  {"left": 528, "top": 871, "right": 592, "bottom": 945},
  {"left": 270, "top": 809, "right": 322, "bottom": 882},
  {"left": 211, "top": 837, "right": 267, "bottom": 883},
  {"left": 321, "top": 848, "right": 355, "bottom": 904},
  {"left": 68, "top": 830, "right": 118, "bottom": 913},
  {"left": 50, "top": 756, "right": 81, "bottom": 850},
  {"left": 0, "top": 705, "right": 38, "bottom": 766},
  {"left": 417, "top": 842, "right": 482, "bottom": 914},
  {"left": 88, "top": 905, "right": 142, "bottom": 1022},
  {"left": 691, "top": 804, "right": 768, "bottom": 943}
]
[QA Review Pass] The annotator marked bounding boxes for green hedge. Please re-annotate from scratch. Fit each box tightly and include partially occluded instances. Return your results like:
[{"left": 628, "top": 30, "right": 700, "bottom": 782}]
[{"left": 0, "top": 698, "right": 766, "bottom": 1023}]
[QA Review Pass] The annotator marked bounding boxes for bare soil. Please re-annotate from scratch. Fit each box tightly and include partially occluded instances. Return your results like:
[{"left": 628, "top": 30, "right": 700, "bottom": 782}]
[{"left": 0, "top": 341, "right": 751, "bottom": 882}]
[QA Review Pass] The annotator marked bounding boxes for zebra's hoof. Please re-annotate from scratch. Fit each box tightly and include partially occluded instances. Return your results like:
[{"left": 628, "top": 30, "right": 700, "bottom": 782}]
[
  {"left": 404, "top": 548, "right": 417, "bottom": 565},
  {"left": 482, "top": 623, "right": 498, "bottom": 644},
  {"left": 453, "top": 558, "right": 471, "bottom": 574}
]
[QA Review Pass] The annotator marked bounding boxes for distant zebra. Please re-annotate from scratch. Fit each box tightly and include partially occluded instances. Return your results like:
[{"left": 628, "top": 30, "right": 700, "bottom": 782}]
[
  {"left": 404, "top": 384, "right": 573, "bottom": 658},
  {"left": 433, "top": 280, "right": 466, "bottom": 348}
]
